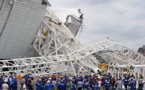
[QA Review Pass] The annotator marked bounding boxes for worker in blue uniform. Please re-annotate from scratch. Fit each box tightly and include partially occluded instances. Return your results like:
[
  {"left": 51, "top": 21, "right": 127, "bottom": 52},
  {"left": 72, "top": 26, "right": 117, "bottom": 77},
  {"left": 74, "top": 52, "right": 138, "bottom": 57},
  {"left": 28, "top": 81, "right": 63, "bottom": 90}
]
[
  {"left": 79, "top": 74, "right": 83, "bottom": 81},
  {"left": 57, "top": 80, "right": 66, "bottom": 90},
  {"left": 44, "top": 80, "right": 54, "bottom": 90},
  {"left": 7, "top": 78, "right": 11, "bottom": 89},
  {"left": 92, "top": 81, "right": 98, "bottom": 90},
  {"left": 130, "top": 79, "right": 135, "bottom": 90},
  {"left": 101, "top": 77, "right": 105, "bottom": 89},
  {"left": 123, "top": 77, "right": 129, "bottom": 90},
  {"left": 13, "top": 78, "right": 17, "bottom": 90},
  {"left": 83, "top": 80, "right": 89, "bottom": 90},
  {"left": 0, "top": 78, "right": 3, "bottom": 89},
  {"left": 84, "top": 75, "right": 89, "bottom": 81},
  {"left": 36, "top": 79, "right": 42, "bottom": 90},
  {"left": 105, "top": 79, "right": 111, "bottom": 90},
  {"left": 71, "top": 80, "right": 76, "bottom": 90}
]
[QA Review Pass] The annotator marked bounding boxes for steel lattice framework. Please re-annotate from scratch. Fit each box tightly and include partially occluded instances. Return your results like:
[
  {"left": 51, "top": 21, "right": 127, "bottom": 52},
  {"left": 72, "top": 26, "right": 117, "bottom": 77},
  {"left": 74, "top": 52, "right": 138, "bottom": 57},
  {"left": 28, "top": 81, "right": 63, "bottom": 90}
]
[
  {"left": 0, "top": 38, "right": 120, "bottom": 75},
  {"left": 97, "top": 40, "right": 145, "bottom": 66},
  {"left": 0, "top": 7, "right": 145, "bottom": 76}
]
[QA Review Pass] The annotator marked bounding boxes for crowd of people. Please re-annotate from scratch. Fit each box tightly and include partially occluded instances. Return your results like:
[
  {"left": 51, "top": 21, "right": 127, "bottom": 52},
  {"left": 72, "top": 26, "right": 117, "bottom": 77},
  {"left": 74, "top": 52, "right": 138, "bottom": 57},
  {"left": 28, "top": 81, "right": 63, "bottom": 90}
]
[{"left": 0, "top": 73, "right": 145, "bottom": 90}]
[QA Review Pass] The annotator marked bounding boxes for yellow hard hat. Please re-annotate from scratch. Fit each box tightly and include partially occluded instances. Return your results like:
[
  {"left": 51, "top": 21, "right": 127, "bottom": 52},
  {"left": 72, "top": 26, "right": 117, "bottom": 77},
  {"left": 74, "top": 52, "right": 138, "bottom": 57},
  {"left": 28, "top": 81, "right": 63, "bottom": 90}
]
[
  {"left": 61, "top": 76, "right": 64, "bottom": 78},
  {"left": 91, "top": 77, "right": 93, "bottom": 79},
  {"left": 95, "top": 75, "right": 98, "bottom": 77},
  {"left": 80, "top": 74, "right": 82, "bottom": 76},
  {"left": 139, "top": 76, "right": 140, "bottom": 78}
]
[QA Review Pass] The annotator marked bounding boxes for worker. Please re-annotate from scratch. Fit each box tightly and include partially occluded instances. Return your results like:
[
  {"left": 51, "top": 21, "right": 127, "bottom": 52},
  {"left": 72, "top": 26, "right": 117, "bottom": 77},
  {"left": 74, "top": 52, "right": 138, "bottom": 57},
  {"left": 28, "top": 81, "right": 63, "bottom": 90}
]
[
  {"left": 2, "top": 80, "right": 9, "bottom": 90},
  {"left": 89, "top": 77, "right": 93, "bottom": 89},
  {"left": 138, "top": 76, "right": 143, "bottom": 90},
  {"left": 57, "top": 80, "right": 66, "bottom": 90},
  {"left": 7, "top": 78, "right": 11, "bottom": 89},
  {"left": 66, "top": 79, "right": 71, "bottom": 90},
  {"left": 13, "top": 78, "right": 17, "bottom": 90},
  {"left": 115, "top": 78, "right": 122, "bottom": 90},
  {"left": 84, "top": 75, "right": 89, "bottom": 81},
  {"left": 98, "top": 77, "right": 102, "bottom": 90},
  {"left": 77, "top": 79, "right": 83, "bottom": 90},
  {"left": 0, "top": 78, "right": 3, "bottom": 89},
  {"left": 130, "top": 79, "right": 135, "bottom": 90},
  {"left": 27, "top": 78, "right": 33, "bottom": 90},
  {"left": 110, "top": 77, "right": 115, "bottom": 90},
  {"left": 105, "top": 78, "right": 111, "bottom": 90},
  {"left": 83, "top": 80, "right": 89, "bottom": 90},
  {"left": 92, "top": 81, "right": 98, "bottom": 90},
  {"left": 79, "top": 74, "right": 83, "bottom": 81},
  {"left": 70, "top": 80, "right": 76, "bottom": 90},
  {"left": 44, "top": 80, "right": 54, "bottom": 90},
  {"left": 101, "top": 76, "right": 105, "bottom": 89},
  {"left": 123, "top": 77, "right": 129, "bottom": 90},
  {"left": 35, "top": 79, "right": 42, "bottom": 90}
]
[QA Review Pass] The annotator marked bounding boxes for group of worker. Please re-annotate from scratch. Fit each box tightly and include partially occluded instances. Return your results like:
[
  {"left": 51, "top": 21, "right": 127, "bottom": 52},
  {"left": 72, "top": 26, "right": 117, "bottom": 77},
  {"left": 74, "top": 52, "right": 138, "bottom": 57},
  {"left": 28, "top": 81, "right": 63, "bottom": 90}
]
[
  {"left": 0, "top": 73, "right": 145, "bottom": 90},
  {"left": 21, "top": 73, "right": 145, "bottom": 90},
  {"left": 0, "top": 74, "right": 17, "bottom": 90}
]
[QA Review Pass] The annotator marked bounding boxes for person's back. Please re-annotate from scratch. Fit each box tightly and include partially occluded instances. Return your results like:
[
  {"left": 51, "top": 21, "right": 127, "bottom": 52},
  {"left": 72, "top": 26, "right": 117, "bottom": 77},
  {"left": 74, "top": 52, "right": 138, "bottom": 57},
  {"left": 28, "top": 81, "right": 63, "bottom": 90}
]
[
  {"left": 44, "top": 82, "right": 54, "bottom": 90},
  {"left": 92, "top": 82, "right": 98, "bottom": 90},
  {"left": 130, "top": 80, "right": 135, "bottom": 90},
  {"left": 22, "top": 83, "right": 26, "bottom": 90},
  {"left": 83, "top": 81, "right": 89, "bottom": 90},
  {"left": 78, "top": 80, "right": 83, "bottom": 90},
  {"left": 2, "top": 83, "right": 8, "bottom": 90},
  {"left": 58, "top": 82, "right": 66, "bottom": 90},
  {"left": 13, "top": 79, "right": 17, "bottom": 90},
  {"left": 116, "top": 80, "right": 122, "bottom": 90},
  {"left": 52, "top": 80, "right": 57, "bottom": 90},
  {"left": 0, "top": 79, "right": 3, "bottom": 89},
  {"left": 138, "top": 78, "right": 143, "bottom": 90},
  {"left": 36, "top": 82, "right": 42, "bottom": 90},
  {"left": 105, "top": 80, "right": 111, "bottom": 90},
  {"left": 66, "top": 80, "right": 71, "bottom": 90},
  {"left": 70, "top": 82, "right": 75, "bottom": 90},
  {"left": 21, "top": 78, "right": 25, "bottom": 84}
]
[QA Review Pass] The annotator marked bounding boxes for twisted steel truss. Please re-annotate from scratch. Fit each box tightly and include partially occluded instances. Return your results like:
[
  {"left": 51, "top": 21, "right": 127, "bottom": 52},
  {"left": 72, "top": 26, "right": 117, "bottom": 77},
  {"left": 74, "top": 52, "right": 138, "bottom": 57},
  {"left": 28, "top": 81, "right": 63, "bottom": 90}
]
[
  {"left": 97, "top": 40, "right": 145, "bottom": 66},
  {"left": 0, "top": 8, "right": 144, "bottom": 76}
]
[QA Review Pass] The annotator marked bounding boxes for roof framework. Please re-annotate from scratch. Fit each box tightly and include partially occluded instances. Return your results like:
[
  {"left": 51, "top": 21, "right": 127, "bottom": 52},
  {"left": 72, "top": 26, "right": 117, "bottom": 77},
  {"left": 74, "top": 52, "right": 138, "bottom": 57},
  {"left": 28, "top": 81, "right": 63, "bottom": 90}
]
[{"left": 0, "top": 1, "right": 145, "bottom": 76}]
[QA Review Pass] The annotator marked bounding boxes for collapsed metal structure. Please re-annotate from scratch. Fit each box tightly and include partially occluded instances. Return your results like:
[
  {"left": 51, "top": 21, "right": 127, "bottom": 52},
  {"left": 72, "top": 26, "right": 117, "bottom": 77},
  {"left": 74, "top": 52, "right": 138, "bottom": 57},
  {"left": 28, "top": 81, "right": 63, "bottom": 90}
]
[{"left": 0, "top": 0, "right": 145, "bottom": 76}]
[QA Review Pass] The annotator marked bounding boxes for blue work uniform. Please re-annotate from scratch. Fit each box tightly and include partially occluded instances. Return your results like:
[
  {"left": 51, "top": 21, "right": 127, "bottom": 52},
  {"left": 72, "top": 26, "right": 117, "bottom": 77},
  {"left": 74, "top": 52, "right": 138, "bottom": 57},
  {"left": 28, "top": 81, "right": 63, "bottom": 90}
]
[
  {"left": 83, "top": 82, "right": 89, "bottom": 90},
  {"left": 79, "top": 76, "right": 83, "bottom": 81},
  {"left": 92, "top": 82, "right": 98, "bottom": 90},
  {"left": 7, "top": 80, "right": 11, "bottom": 88},
  {"left": 105, "top": 81, "right": 111, "bottom": 90},
  {"left": 13, "top": 79, "right": 17, "bottom": 90},
  {"left": 123, "top": 79, "right": 128, "bottom": 90},
  {"left": 85, "top": 75, "right": 89, "bottom": 80},
  {"left": 0, "top": 79, "right": 3, "bottom": 89},
  {"left": 44, "top": 83, "right": 54, "bottom": 90},
  {"left": 57, "top": 82, "right": 66, "bottom": 90},
  {"left": 130, "top": 80, "right": 135, "bottom": 90},
  {"left": 36, "top": 82, "right": 42, "bottom": 90},
  {"left": 70, "top": 82, "right": 75, "bottom": 90}
]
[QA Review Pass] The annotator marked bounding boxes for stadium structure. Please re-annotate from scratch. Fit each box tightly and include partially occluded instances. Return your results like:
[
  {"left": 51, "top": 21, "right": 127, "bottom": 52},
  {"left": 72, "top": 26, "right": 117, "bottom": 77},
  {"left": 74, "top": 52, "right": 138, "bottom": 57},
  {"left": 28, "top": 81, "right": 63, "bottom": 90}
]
[{"left": 0, "top": 0, "right": 145, "bottom": 78}]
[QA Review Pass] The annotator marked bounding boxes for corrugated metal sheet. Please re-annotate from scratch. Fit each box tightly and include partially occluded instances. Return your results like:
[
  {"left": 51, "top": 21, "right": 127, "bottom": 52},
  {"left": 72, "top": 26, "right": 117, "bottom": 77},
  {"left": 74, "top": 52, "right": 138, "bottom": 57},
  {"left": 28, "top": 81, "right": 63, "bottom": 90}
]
[{"left": 0, "top": 0, "right": 47, "bottom": 59}]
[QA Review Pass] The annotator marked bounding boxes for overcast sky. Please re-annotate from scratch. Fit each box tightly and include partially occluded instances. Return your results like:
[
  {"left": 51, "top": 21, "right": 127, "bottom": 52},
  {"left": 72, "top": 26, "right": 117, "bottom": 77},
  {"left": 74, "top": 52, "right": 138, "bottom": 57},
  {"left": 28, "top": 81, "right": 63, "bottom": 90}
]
[{"left": 49, "top": 0, "right": 145, "bottom": 51}]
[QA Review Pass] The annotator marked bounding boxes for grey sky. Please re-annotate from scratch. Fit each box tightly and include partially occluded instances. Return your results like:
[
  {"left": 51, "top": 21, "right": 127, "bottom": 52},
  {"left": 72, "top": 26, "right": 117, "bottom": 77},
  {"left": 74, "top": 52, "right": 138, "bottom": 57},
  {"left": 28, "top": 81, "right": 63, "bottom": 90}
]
[{"left": 49, "top": 0, "right": 145, "bottom": 51}]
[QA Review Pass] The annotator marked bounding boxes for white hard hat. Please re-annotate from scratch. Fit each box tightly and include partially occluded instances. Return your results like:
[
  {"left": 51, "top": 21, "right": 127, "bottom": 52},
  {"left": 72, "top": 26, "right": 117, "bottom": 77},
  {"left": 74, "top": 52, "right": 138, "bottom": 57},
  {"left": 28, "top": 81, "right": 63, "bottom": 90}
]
[
  {"left": 47, "top": 80, "right": 50, "bottom": 83},
  {"left": 4, "top": 80, "right": 7, "bottom": 83}
]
